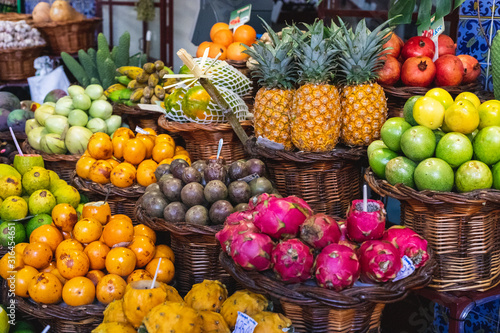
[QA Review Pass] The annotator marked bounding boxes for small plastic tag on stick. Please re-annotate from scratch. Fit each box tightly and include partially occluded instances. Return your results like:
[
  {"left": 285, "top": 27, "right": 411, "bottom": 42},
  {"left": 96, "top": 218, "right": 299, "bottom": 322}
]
[
  {"left": 393, "top": 255, "right": 416, "bottom": 282},
  {"left": 233, "top": 312, "right": 257, "bottom": 333},
  {"left": 238, "top": 173, "right": 260, "bottom": 183},
  {"left": 135, "top": 126, "right": 149, "bottom": 135}
]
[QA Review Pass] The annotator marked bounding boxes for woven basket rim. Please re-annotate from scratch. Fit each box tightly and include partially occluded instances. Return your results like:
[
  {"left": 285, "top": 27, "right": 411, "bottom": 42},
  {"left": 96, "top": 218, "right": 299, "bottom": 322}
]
[
  {"left": 0, "top": 130, "right": 26, "bottom": 140},
  {"left": 381, "top": 81, "right": 483, "bottom": 99},
  {"left": 245, "top": 136, "right": 366, "bottom": 163},
  {"left": 134, "top": 204, "right": 222, "bottom": 236},
  {"left": 33, "top": 17, "right": 102, "bottom": 29},
  {"left": 15, "top": 296, "right": 105, "bottom": 320},
  {"left": 220, "top": 250, "right": 436, "bottom": 308},
  {"left": 158, "top": 115, "right": 252, "bottom": 133},
  {"left": 73, "top": 173, "right": 145, "bottom": 198},
  {"left": 22, "top": 140, "right": 81, "bottom": 162},
  {"left": 365, "top": 168, "right": 500, "bottom": 205},
  {"left": 0, "top": 44, "right": 46, "bottom": 55}
]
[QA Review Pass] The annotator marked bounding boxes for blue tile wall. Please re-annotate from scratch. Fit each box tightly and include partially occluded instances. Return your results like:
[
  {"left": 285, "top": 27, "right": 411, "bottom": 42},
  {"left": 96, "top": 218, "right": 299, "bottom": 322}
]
[
  {"left": 457, "top": 0, "right": 497, "bottom": 92},
  {"left": 25, "top": 0, "right": 95, "bottom": 18}
]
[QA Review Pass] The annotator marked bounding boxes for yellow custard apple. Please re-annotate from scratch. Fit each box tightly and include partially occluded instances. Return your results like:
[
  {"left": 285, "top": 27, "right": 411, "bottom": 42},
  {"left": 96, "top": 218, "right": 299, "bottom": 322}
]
[
  {"left": 143, "top": 301, "right": 203, "bottom": 333},
  {"left": 199, "top": 310, "right": 231, "bottom": 333},
  {"left": 220, "top": 290, "right": 269, "bottom": 328},
  {"left": 184, "top": 280, "right": 228, "bottom": 313}
]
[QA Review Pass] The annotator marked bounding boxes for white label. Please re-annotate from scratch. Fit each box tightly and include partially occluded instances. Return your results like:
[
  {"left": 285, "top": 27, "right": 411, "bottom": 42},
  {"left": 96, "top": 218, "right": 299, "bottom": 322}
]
[
  {"left": 393, "top": 255, "right": 416, "bottom": 282},
  {"left": 135, "top": 126, "right": 149, "bottom": 135},
  {"left": 238, "top": 173, "right": 260, "bottom": 183},
  {"left": 233, "top": 312, "right": 257, "bottom": 333},
  {"left": 419, "top": 17, "right": 444, "bottom": 61}
]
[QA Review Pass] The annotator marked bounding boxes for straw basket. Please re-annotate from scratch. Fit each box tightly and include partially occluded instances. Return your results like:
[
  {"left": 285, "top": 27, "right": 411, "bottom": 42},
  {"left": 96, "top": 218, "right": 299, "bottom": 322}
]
[
  {"left": 33, "top": 18, "right": 101, "bottom": 54},
  {"left": 220, "top": 251, "right": 435, "bottom": 333},
  {"left": 0, "top": 131, "right": 26, "bottom": 142},
  {"left": 134, "top": 204, "right": 236, "bottom": 295},
  {"left": 22, "top": 140, "right": 80, "bottom": 183},
  {"left": 113, "top": 104, "right": 165, "bottom": 133},
  {"left": 245, "top": 137, "right": 365, "bottom": 218},
  {"left": 158, "top": 116, "right": 253, "bottom": 164},
  {"left": 366, "top": 168, "right": 500, "bottom": 292},
  {"left": 0, "top": 44, "right": 45, "bottom": 81},
  {"left": 72, "top": 173, "right": 144, "bottom": 223}
]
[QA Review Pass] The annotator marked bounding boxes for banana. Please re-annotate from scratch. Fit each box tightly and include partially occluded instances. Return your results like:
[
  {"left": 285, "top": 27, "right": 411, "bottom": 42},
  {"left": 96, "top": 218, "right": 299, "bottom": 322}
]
[
  {"left": 127, "top": 80, "right": 146, "bottom": 90},
  {"left": 119, "top": 88, "right": 133, "bottom": 100},
  {"left": 154, "top": 60, "right": 165, "bottom": 72},
  {"left": 116, "top": 75, "right": 132, "bottom": 86},
  {"left": 107, "top": 89, "right": 124, "bottom": 103},
  {"left": 130, "top": 88, "right": 144, "bottom": 102},
  {"left": 104, "top": 83, "right": 127, "bottom": 97},
  {"left": 148, "top": 73, "right": 159, "bottom": 87},
  {"left": 136, "top": 70, "right": 150, "bottom": 84},
  {"left": 116, "top": 66, "right": 143, "bottom": 79},
  {"left": 143, "top": 62, "right": 156, "bottom": 74},
  {"left": 143, "top": 86, "right": 153, "bottom": 99},
  {"left": 154, "top": 85, "right": 165, "bottom": 100}
]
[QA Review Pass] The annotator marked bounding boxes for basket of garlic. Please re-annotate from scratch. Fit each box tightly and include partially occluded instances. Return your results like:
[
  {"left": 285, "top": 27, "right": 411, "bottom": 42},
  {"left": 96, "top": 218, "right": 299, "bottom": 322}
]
[{"left": 0, "top": 20, "right": 46, "bottom": 80}]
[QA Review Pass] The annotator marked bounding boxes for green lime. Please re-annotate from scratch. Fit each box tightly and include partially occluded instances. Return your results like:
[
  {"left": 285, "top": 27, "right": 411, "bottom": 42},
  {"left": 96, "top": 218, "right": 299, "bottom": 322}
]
[
  {"left": 380, "top": 117, "right": 412, "bottom": 152},
  {"left": 414, "top": 158, "right": 454, "bottom": 192},
  {"left": 385, "top": 156, "right": 417, "bottom": 188},
  {"left": 368, "top": 148, "right": 399, "bottom": 179},
  {"left": 0, "top": 221, "right": 26, "bottom": 246},
  {"left": 25, "top": 214, "right": 53, "bottom": 238},
  {"left": 403, "top": 96, "right": 422, "bottom": 126}
]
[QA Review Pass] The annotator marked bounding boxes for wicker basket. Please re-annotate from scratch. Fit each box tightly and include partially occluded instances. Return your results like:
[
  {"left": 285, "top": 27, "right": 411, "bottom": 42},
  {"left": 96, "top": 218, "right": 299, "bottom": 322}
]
[
  {"left": 134, "top": 204, "right": 237, "bottom": 295},
  {"left": 245, "top": 137, "right": 365, "bottom": 218},
  {"left": 0, "top": 13, "right": 32, "bottom": 22},
  {"left": 0, "top": 130, "right": 26, "bottom": 142},
  {"left": 158, "top": 116, "right": 253, "bottom": 164},
  {"left": 72, "top": 173, "right": 144, "bottom": 223},
  {"left": 113, "top": 104, "right": 166, "bottom": 133},
  {"left": 220, "top": 250, "right": 435, "bottom": 333},
  {"left": 33, "top": 18, "right": 101, "bottom": 54},
  {"left": 0, "top": 44, "right": 45, "bottom": 81},
  {"left": 365, "top": 168, "right": 500, "bottom": 292}
]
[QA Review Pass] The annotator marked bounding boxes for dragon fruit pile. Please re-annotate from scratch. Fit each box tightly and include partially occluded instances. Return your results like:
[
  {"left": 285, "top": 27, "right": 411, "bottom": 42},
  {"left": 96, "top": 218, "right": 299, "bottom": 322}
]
[{"left": 216, "top": 194, "right": 430, "bottom": 291}]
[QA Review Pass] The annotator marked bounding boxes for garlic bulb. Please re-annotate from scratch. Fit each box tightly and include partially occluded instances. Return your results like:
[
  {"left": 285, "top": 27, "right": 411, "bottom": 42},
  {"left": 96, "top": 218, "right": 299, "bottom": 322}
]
[{"left": 0, "top": 20, "right": 45, "bottom": 49}]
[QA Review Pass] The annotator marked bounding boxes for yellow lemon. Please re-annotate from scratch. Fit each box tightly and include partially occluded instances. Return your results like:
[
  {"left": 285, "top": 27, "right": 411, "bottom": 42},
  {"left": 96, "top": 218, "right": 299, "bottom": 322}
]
[
  {"left": 444, "top": 100, "right": 479, "bottom": 134},
  {"left": 413, "top": 97, "right": 445, "bottom": 130},
  {"left": 456, "top": 92, "right": 481, "bottom": 109}
]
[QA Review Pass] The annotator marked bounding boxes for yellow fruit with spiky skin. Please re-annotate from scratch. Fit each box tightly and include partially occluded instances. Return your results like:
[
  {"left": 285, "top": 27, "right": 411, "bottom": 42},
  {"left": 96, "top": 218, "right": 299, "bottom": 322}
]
[
  {"left": 252, "top": 311, "right": 293, "bottom": 333},
  {"left": 220, "top": 290, "right": 268, "bottom": 329},
  {"left": 162, "top": 283, "right": 184, "bottom": 303},
  {"left": 91, "top": 322, "right": 136, "bottom": 333},
  {"left": 103, "top": 299, "right": 128, "bottom": 324},
  {"left": 143, "top": 301, "right": 203, "bottom": 333},
  {"left": 123, "top": 280, "right": 167, "bottom": 328},
  {"left": 199, "top": 310, "right": 230, "bottom": 333},
  {"left": 184, "top": 280, "right": 228, "bottom": 313}
]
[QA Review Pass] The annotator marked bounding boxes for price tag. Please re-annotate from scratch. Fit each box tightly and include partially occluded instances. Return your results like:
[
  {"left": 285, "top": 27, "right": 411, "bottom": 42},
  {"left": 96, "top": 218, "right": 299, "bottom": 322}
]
[
  {"left": 238, "top": 173, "right": 260, "bottom": 183},
  {"left": 418, "top": 16, "right": 444, "bottom": 61},
  {"left": 233, "top": 312, "right": 257, "bottom": 333},
  {"left": 229, "top": 4, "right": 252, "bottom": 30},
  {"left": 393, "top": 255, "right": 416, "bottom": 282},
  {"left": 135, "top": 126, "right": 149, "bottom": 135}
]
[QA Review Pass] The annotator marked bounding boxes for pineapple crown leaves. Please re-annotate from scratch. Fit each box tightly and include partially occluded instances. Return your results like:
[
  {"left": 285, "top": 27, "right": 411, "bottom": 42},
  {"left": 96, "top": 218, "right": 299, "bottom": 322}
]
[{"left": 335, "top": 17, "right": 396, "bottom": 85}]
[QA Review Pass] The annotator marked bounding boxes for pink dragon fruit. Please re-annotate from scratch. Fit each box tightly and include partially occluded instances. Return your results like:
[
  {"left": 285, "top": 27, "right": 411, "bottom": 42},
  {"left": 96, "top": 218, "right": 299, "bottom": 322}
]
[
  {"left": 216, "top": 220, "right": 257, "bottom": 254},
  {"left": 230, "top": 232, "right": 275, "bottom": 271},
  {"left": 271, "top": 239, "right": 314, "bottom": 283},
  {"left": 299, "top": 213, "right": 341, "bottom": 249},
  {"left": 358, "top": 240, "right": 403, "bottom": 283},
  {"left": 346, "top": 199, "right": 386, "bottom": 243},
  {"left": 314, "top": 243, "right": 360, "bottom": 291},
  {"left": 338, "top": 240, "right": 359, "bottom": 251},
  {"left": 282, "top": 196, "right": 314, "bottom": 216},
  {"left": 253, "top": 197, "right": 311, "bottom": 239},
  {"left": 382, "top": 226, "right": 429, "bottom": 268},
  {"left": 248, "top": 193, "right": 278, "bottom": 210},
  {"left": 225, "top": 210, "right": 256, "bottom": 225},
  {"left": 337, "top": 220, "right": 348, "bottom": 241}
]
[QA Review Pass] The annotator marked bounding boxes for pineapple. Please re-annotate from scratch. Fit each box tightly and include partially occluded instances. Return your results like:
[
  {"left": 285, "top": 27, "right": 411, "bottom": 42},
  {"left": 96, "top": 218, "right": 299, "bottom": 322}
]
[
  {"left": 336, "top": 18, "right": 394, "bottom": 146},
  {"left": 290, "top": 20, "right": 342, "bottom": 152},
  {"left": 244, "top": 21, "right": 297, "bottom": 150}
]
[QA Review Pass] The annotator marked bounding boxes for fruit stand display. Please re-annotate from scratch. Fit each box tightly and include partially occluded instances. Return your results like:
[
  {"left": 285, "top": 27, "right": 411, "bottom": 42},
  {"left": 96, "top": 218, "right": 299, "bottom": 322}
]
[{"left": 0, "top": 91, "right": 37, "bottom": 142}]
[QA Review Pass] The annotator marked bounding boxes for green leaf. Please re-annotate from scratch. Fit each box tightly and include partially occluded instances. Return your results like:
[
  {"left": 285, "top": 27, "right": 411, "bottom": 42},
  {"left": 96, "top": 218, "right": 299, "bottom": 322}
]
[
  {"left": 417, "top": 0, "right": 432, "bottom": 28},
  {"left": 434, "top": 0, "right": 452, "bottom": 22},
  {"left": 388, "top": 0, "right": 416, "bottom": 25},
  {"left": 453, "top": 0, "right": 466, "bottom": 10}
]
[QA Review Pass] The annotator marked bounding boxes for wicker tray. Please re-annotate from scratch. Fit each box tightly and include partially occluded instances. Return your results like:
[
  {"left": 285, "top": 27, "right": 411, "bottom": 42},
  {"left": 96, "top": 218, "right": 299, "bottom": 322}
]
[
  {"left": 113, "top": 104, "right": 166, "bottom": 133},
  {"left": 220, "top": 250, "right": 435, "bottom": 333},
  {"left": 0, "top": 13, "right": 32, "bottom": 22},
  {"left": 158, "top": 116, "right": 253, "bottom": 164},
  {"left": 0, "top": 44, "right": 46, "bottom": 81},
  {"left": 245, "top": 137, "right": 366, "bottom": 217},
  {"left": 22, "top": 140, "right": 80, "bottom": 183},
  {"left": 0, "top": 130, "right": 26, "bottom": 142},
  {"left": 33, "top": 17, "right": 101, "bottom": 54},
  {"left": 365, "top": 168, "right": 500, "bottom": 292},
  {"left": 134, "top": 204, "right": 237, "bottom": 295}
]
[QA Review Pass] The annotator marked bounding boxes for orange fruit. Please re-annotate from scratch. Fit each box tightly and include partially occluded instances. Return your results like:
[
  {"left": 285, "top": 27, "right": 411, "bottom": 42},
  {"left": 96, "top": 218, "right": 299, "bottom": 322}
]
[
  {"left": 102, "top": 217, "right": 134, "bottom": 247},
  {"left": 154, "top": 244, "right": 175, "bottom": 263},
  {"left": 56, "top": 239, "right": 84, "bottom": 260},
  {"left": 197, "top": 41, "right": 213, "bottom": 58},
  {"left": 73, "top": 217, "right": 103, "bottom": 244},
  {"left": 127, "top": 235, "right": 156, "bottom": 268},
  {"left": 142, "top": 128, "right": 157, "bottom": 136},
  {"left": 207, "top": 43, "right": 227, "bottom": 60},
  {"left": 106, "top": 158, "right": 120, "bottom": 169},
  {"left": 174, "top": 145, "right": 187, "bottom": 153},
  {"left": 133, "top": 224, "right": 156, "bottom": 244},
  {"left": 155, "top": 134, "right": 175, "bottom": 146},
  {"left": 227, "top": 42, "right": 250, "bottom": 61},
  {"left": 61, "top": 231, "right": 73, "bottom": 240},
  {"left": 113, "top": 127, "right": 135, "bottom": 139},
  {"left": 212, "top": 29, "right": 233, "bottom": 47},
  {"left": 152, "top": 142, "right": 175, "bottom": 163},
  {"left": 30, "top": 224, "right": 63, "bottom": 252},
  {"left": 112, "top": 135, "right": 129, "bottom": 160},
  {"left": 76, "top": 156, "right": 97, "bottom": 179},
  {"left": 88, "top": 132, "right": 113, "bottom": 160},
  {"left": 159, "top": 158, "right": 173, "bottom": 165},
  {"left": 136, "top": 161, "right": 157, "bottom": 187},
  {"left": 96, "top": 273, "right": 127, "bottom": 304},
  {"left": 109, "top": 214, "right": 134, "bottom": 225},
  {"left": 172, "top": 154, "right": 191, "bottom": 165},
  {"left": 14, "top": 242, "right": 29, "bottom": 254},
  {"left": 82, "top": 150, "right": 91, "bottom": 157},
  {"left": 210, "top": 22, "right": 229, "bottom": 41},
  {"left": 233, "top": 25, "right": 256, "bottom": 46},
  {"left": 88, "top": 160, "right": 113, "bottom": 184},
  {"left": 57, "top": 250, "right": 90, "bottom": 279},
  {"left": 23, "top": 242, "right": 53, "bottom": 269},
  {"left": 110, "top": 163, "right": 137, "bottom": 188},
  {"left": 52, "top": 203, "right": 78, "bottom": 232},
  {"left": 14, "top": 265, "right": 39, "bottom": 297},
  {"left": 126, "top": 269, "right": 153, "bottom": 284},
  {"left": 51, "top": 268, "right": 68, "bottom": 285},
  {"left": 86, "top": 269, "right": 106, "bottom": 286},
  {"left": 105, "top": 247, "right": 137, "bottom": 276},
  {"left": 41, "top": 261, "right": 57, "bottom": 273},
  {"left": 137, "top": 134, "right": 155, "bottom": 159},
  {"left": 123, "top": 138, "right": 146, "bottom": 165},
  {"left": 28, "top": 272, "right": 62, "bottom": 304},
  {"left": 82, "top": 201, "right": 112, "bottom": 225},
  {"left": 0, "top": 252, "right": 24, "bottom": 279},
  {"left": 145, "top": 257, "right": 175, "bottom": 284},
  {"left": 63, "top": 276, "right": 96, "bottom": 306},
  {"left": 83, "top": 241, "right": 110, "bottom": 270}
]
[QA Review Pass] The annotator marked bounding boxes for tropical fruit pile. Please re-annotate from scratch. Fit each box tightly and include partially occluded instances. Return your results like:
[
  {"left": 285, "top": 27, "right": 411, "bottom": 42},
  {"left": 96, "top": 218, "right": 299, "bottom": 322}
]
[
  {"left": 196, "top": 22, "right": 257, "bottom": 61},
  {"left": 27, "top": 85, "right": 122, "bottom": 155},
  {"left": 369, "top": 89, "right": 500, "bottom": 193},
  {"left": 0, "top": 199, "right": 175, "bottom": 308},
  {"left": 217, "top": 194, "right": 430, "bottom": 290},
  {"left": 0, "top": 158, "right": 82, "bottom": 246},
  {"left": 94, "top": 279, "right": 292, "bottom": 333},
  {"left": 378, "top": 33, "right": 480, "bottom": 87},
  {"left": 137, "top": 157, "right": 278, "bottom": 226},
  {"left": 0, "top": 91, "right": 37, "bottom": 133},
  {"left": 76, "top": 128, "right": 190, "bottom": 187}
]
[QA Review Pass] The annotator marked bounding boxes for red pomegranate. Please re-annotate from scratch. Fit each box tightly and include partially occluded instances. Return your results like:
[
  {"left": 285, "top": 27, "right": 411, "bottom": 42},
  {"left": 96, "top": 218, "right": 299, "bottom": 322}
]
[
  {"left": 438, "top": 34, "right": 457, "bottom": 57},
  {"left": 401, "top": 56, "right": 436, "bottom": 87},
  {"left": 434, "top": 54, "right": 464, "bottom": 86},
  {"left": 457, "top": 54, "right": 481, "bottom": 84},
  {"left": 382, "top": 32, "right": 404, "bottom": 58},
  {"left": 377, "top": 55, "right": 402, "bottom": 86},
  {"left": 401, "top": 36, "right": 435, "bottom": 60}
]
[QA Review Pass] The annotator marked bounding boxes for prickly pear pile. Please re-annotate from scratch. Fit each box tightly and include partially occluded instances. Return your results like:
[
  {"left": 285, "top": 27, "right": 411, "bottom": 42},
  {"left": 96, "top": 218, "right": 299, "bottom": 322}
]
[{"left": 217, "top": 195, "right": 430, "bottom": 291}]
